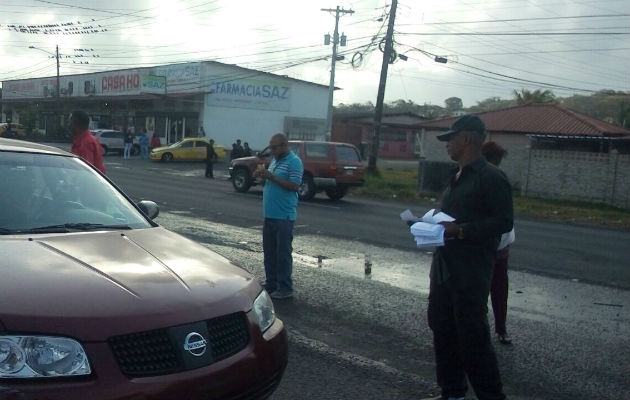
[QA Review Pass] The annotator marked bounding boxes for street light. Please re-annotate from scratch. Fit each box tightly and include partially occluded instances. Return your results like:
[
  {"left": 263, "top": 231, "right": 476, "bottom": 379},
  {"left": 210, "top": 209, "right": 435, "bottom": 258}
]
[
  {"left": 29, "top": 45, "right": 61, "bottom": 132},
  {"left": 28, "top": 45, "right": 60, "bottom": 102}
]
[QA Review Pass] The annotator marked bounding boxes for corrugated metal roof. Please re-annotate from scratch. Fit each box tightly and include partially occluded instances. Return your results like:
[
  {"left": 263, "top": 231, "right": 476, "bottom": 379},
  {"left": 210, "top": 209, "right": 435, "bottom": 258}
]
[{"left": 414, "top": 104, "right": 630, "bottom": 137}]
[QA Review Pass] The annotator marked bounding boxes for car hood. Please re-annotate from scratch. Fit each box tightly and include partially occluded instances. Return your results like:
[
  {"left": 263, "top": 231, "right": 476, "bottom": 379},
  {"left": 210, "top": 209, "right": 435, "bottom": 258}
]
[
  {"left": 0, "top": 227, "right": 258, "bottom": 341},
  {"left": 151, "top": 145, "right": 176, "bottom": 153}
]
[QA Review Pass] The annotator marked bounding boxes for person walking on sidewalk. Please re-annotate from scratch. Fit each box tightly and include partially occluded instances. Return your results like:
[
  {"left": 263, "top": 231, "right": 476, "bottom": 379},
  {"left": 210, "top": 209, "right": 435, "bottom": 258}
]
[
  {"left": 482, "top": 141, "right": 515, "bottom": 345},
  {"left": 139, "top": 128, "right": 150, "bottom": 160},
  {"left": 123, "top": 129, "right": 134, "bottom": 159},
  {"left": 422, "top": 115, "right": 513, "bottom": 400},
  {"left": 205, "top": 139, "right": 217, "bottom": 179},
  {"left": 253, "top": 133, "right": 303, "bottom": 300},
  {"left": 69, "top": 110, "right": 106, "bottom": 174}
]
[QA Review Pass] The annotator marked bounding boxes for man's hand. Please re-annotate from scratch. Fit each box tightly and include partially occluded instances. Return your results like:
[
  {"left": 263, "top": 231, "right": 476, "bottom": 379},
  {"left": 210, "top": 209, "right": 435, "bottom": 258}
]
[
  {"left": 439, "top": 221, "right": 460, "bottom": 237},
  {"left": 253, "top": 168, "right": 273, "bottom": 180}
]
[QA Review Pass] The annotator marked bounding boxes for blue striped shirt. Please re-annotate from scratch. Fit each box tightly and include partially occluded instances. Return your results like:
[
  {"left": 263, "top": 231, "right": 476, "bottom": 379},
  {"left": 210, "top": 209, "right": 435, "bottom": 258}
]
[{"left": 263, "top": 151, "right": 303, "bottom": 220}]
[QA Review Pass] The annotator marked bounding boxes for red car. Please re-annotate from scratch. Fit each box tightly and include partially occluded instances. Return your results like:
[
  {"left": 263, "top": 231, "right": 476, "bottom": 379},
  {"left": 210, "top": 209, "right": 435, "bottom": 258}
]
[
  {"left": 229, "top": 140, "right": 365, "bottom": 201},
  {"left": 0, "top": 138, "right": 287, "bottom": 399}
]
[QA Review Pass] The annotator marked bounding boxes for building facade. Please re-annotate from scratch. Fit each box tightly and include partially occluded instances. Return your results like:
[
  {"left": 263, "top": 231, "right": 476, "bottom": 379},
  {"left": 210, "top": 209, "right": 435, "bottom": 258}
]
[
  {"left": 414, "top": 104, "right": 630, "bottom": 189},
  {"left": 1, "top": 61, "right": 329, "bottom": 149},
  {"left": 331, "top": 113, "right": 428, "bottom": 159}
]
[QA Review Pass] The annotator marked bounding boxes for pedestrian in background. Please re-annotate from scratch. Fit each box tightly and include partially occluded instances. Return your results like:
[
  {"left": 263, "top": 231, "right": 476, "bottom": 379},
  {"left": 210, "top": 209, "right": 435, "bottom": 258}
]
[
  {"left": 150, "top": 132, "right": 161, "bottom": 150},
  {"left": 69, "top": 110, "right": 106, "bottom": 174},
  {"left": 230, "top": 142, "right": 240, "bottom": 160},
  {"left": 205, "top": 139, "right": 217, "bottom": 179},
  {"left": 243, "top": 142, "right": 252, "bottom": 157},
  {"left": 123, "top": 129, "right": 133, "bottom": 159},
  {"left": 422, "top": 115, "right": 513, "bottom": 400},
  {"left": 139, "top": 128, "right": 150, "bottom": 160},
  {"left": 482, "top": 141, "right": 515, "bottom": 345},
  {"left": 253, "top": 133, "right": 303, "bottom": 300},
  {"left": 236, "top": 139, "right": 244, "bottom": 157}
]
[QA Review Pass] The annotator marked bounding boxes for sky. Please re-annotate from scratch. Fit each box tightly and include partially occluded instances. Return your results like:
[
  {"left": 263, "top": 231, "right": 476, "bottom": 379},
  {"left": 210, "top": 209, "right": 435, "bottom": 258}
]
[{"left": 0, "top": 0, "right": 628, "bottom": 109}]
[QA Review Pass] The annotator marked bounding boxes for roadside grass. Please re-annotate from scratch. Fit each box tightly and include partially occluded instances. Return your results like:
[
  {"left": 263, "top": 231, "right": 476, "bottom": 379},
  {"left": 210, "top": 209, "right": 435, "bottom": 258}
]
[{"left": 352, "top": 168, "right": 629, "bottom": 230}]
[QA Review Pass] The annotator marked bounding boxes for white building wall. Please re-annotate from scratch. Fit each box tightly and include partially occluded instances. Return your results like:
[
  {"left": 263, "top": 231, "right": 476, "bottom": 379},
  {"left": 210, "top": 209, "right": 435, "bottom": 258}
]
[{"left": 199, "top": 63, "right": 328, "bottom": 150}]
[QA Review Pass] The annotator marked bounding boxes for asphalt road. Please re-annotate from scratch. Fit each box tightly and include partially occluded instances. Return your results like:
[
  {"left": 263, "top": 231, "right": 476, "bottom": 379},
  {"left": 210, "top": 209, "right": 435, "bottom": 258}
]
[
  {"left": 88, "top": 156, "right": 630, "bottom": 400},
  {"left": 104, "top": 157, "right": 630, "bottom": 289}
]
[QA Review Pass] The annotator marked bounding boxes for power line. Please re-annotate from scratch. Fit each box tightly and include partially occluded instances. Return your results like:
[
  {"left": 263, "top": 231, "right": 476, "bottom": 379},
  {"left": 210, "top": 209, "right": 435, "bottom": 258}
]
[
  {"left": 396, "top": 13, "right": 630, "bottom": 26},
  {"left": 397, "top": 31, "right": 629, "bottom": 36}
]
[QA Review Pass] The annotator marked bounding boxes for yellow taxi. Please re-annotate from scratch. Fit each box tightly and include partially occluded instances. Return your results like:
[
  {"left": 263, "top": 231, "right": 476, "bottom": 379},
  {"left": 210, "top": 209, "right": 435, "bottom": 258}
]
[
  {"left": 0, "top": 123, "right": 27, "bottom": 137},
  {"left": 150, "top": 138, "right": 227, "bottom": 162}
]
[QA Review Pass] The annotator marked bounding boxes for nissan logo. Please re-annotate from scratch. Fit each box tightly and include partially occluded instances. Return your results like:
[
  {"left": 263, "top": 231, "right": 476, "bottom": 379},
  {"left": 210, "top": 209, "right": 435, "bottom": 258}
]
[{"left": 183, "top": 332, "right": 208, "bottom": 357}]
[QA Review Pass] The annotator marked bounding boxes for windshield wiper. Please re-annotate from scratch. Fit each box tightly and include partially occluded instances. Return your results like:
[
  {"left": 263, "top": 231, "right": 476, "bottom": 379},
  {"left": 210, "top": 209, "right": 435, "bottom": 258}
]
[{"left": 25, "top": 223, "right": 133, "bottom": 233}]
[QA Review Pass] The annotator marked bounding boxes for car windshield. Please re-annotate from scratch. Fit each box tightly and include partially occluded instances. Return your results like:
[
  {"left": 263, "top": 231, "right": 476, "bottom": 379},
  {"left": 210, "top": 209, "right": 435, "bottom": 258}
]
[
  {"left": 0, "top": 151, "right": 152, "bottom": 233},
  {"left": 168, "top": 140, "right": 185, "bottom": 148}
]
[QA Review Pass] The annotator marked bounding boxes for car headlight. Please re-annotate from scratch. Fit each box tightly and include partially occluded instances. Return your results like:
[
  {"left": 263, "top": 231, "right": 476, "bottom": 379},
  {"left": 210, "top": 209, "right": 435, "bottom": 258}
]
[
  {"left": 0, "top": 336, "right": 91, "bottom": 378},
  {"left": 252, "top": 290, "right": 276, "bottom": 333}
]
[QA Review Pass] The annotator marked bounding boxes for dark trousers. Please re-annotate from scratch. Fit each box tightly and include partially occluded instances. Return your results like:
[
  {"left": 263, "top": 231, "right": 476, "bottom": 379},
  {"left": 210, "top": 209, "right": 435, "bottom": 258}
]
[
  {"left": 428, "top": 278, "right": 505, "bottom": 400},
  {"left": 205, "top": 161, "right": 214, "bottom": 178},
  {"left": 491, "top": 247, "right": 510, "bottom": 335},
  {"left": 262, "top": 218, "right": 294, "bottom": 293}
]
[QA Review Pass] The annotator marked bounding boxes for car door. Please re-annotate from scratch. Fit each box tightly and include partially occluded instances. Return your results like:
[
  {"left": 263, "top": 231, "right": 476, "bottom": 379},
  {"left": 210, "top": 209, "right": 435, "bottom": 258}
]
[
  {"left": 304, "top": 142, "right": 332, "bottom": 178},
  {"left": 192, "top": 140, "right": 207, "bottom": 160},
  {"left": 112, "top": 131, "right": 125, "bottom": 151},
  {"left": 175, "top": 140, "right": 195, "bottom": 160},
  {"left": 333, "top": 144, "right": 364, "bottom": 184}
]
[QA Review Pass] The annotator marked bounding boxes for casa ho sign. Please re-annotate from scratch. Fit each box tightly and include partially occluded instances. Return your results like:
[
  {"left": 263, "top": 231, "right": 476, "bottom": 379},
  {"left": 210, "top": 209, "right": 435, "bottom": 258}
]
[{"left": 102, "top": 73, "right": 140, "bottom": 93}]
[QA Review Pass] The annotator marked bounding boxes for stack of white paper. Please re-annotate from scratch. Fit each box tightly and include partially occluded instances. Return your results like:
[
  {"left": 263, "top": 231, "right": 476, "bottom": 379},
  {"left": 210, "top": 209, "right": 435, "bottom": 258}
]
[
  {"left": 411, "top": 222, "right": 445, "bottom": 247},
  {"left": 400, "top": 208, "right": 455, "bottom": 248}
]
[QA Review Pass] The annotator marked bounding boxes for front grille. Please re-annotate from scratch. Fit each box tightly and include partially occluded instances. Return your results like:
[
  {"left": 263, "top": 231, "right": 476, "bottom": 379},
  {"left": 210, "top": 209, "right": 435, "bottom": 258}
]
[
  {"left": 208, "top": 312, "right": 250, "bottom": 362},
  {"left": 109, "top": 328, "right": 181, "bottom": 376},
  {"left": 109, "top": 312, "right": 250, "bottom": 377}
]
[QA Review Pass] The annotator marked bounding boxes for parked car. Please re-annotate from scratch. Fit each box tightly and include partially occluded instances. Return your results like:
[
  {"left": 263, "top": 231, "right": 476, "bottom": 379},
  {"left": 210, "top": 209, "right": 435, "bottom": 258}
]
[
  {"left": 0, "top": 122, "right": 27, "bottom": 137},
  {"left": 92, "top": 129, "right": 140, "bottom": 156},
  {"left": 150, "top": 138, "right": 227, "bottom": 162},
  {"left": 229, "top": 140, "right": 365, "bottom": 201},
  {"left": 0, "top": 138, "right": 288, "bottom": 400}
]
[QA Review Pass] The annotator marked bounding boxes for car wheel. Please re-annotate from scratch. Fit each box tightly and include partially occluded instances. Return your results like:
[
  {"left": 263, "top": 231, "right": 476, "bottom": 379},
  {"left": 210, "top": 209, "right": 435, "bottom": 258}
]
[
  {"left": 162, "top": 153, "right": 173, "bottom": 162},
  {"left": 101, "top": 144, "right": 108, "bottom": 156},
  {"left": 232, "top": 168, "right": 251, "bottom": 192},
  {"left": 298, "top": 175, "right": 316, "bottom": 201},
  {"left": 325, "top": 187, "right": 348, "bottom": 201}
]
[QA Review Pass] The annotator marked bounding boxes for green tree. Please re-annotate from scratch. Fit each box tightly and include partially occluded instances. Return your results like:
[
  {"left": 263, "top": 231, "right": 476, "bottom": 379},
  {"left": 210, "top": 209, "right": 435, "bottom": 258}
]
[
  {"left": 19, "top": 105, "right": 39, "bottom": 135},
  {"left": 466, "top": 96, "right": 515, "bottom": 113},
  {"left": 444, "top": 97, "right": 463, "bottom": 113},
  {"left": 513, "top": 89, "right": 556, "bottom": 104}
]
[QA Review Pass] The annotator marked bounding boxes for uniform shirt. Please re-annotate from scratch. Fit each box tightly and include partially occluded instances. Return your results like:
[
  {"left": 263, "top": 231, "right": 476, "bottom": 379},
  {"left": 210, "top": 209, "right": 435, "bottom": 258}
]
[
  {"left": 263, "top": 151, "right": 303, "bottom": 221},
  {"left": 71, "top": 129, "right": 106, "bottom": 174},
  {"left": 434, "top": 157, "right": 513, "bottom": 287}
]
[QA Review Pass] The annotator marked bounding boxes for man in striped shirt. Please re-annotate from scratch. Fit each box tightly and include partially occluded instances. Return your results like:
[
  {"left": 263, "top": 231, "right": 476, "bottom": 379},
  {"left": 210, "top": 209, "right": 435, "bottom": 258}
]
[{"left": 253, "top": 133, "right": 303, "bottom": 299}]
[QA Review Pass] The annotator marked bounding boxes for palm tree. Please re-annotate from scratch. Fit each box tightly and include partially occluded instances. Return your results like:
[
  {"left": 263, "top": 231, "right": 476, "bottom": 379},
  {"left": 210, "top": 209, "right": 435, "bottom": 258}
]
[{"left": 513, "top": 89, "right": 556, "bottom": 104}]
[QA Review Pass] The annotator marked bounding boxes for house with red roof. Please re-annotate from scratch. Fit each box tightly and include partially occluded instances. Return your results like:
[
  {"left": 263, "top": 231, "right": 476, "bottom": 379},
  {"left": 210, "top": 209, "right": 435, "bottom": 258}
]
[
  {"left": 414, "top": 103, "right": 630, "bottom": 190},
  {"left": 332, "top": 112, "right": 428, "bottom": 159}
]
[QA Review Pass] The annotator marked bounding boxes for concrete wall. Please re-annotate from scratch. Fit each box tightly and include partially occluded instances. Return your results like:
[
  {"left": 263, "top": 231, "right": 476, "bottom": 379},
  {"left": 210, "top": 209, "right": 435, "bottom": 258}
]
[
  {"left": 420, "top": 129, "right": 530, "bottom": 189},
  {"left": 523, "top": 149, "right": 629, "bottom": 209}
]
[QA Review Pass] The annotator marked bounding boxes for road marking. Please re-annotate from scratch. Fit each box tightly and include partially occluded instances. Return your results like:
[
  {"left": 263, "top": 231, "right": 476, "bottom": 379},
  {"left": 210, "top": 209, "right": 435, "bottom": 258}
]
[
  {"left": 289, "top": 329, "right": 433, "bottom": 385},
  {"left": 300, "top": 202, "right": 340, "bottom": 210}
]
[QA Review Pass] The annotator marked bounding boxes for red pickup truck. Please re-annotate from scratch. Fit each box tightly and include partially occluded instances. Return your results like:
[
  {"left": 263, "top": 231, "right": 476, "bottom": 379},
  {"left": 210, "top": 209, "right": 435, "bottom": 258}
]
[{"left": 229, "top": 140, "right": 365, "bottom": 201}]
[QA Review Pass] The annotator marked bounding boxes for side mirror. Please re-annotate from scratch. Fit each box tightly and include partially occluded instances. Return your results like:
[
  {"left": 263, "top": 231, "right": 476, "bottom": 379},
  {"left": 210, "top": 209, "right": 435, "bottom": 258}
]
[{"left": 137, "top": 200, "right": 160, "bottom": 220}]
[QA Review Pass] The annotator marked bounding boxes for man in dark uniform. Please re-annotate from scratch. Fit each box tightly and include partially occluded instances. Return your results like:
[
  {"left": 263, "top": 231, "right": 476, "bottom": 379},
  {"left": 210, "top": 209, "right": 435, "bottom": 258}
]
[
  {"left": 205, "top": 139, "right": 217, "bottom": 179},
  {"left": 423, "top": 115, "right": 513, "bottom": 400}
]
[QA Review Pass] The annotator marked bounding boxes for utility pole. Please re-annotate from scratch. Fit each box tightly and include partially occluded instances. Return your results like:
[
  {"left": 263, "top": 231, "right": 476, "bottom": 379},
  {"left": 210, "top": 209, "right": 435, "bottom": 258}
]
[
  {"left": 56, "top": 45, "right": 60, "bottom": 119},
  {"left": 368, "top": 0, "right": 397, "bottom": 174},
  {"left": 322, "top": 6, "right": 353, "bottom": 140}
]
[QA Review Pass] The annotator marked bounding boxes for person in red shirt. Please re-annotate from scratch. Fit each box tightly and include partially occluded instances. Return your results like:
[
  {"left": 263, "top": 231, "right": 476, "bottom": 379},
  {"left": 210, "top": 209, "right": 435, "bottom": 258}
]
[{"left": 69, "top": 110, "right": 106, "bottom": 174}]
